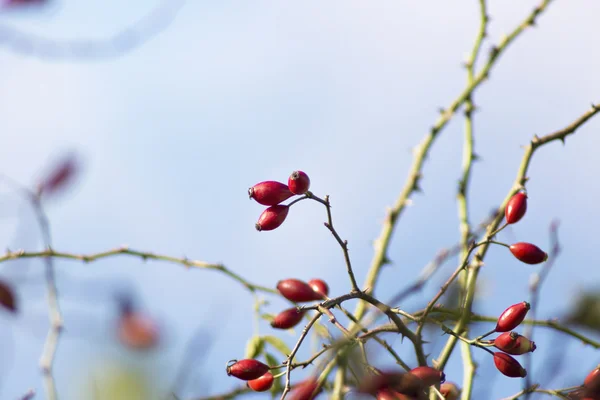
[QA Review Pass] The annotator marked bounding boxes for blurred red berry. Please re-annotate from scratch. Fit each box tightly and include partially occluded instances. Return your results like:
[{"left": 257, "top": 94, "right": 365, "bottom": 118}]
[
  {"left": 2, "top": 0, "right": 46, "bottom": 8},
  {"left": 493, "top": 352, "right": 527, "bottom": 378},
  {"left": 307, "top": 278, "right": 329, "bottom": 299},
  {"left": 271, "top": 308, "right": 305, "bottom": 329},
  {"left": 118, "top": 311, "right": 159, "bottom": 350},
  {"left": 409, "top": 366, "right": 445, "bottom": 386},
  {"left": 289, "top": 378, "right": 320, "bottom": 400},
  {"left": 440, "top": 382, "right": 460, "bottom": 400},
  {"left": 248, "top": 181, "right": 293, "bottom": 206},
  {"left": 358, "top": 371, "right": 425, "bottom": 396},
  {"left": 496, "top": 302, "right": 530, "bottom": 332},
  {"left": 247, "top": 371, "right": 274, "bottom": 392},
  {"left": 509, "top": 242, "right": 548, "bottom": 264},
  {"left": 37, "top": 153, "right": 79, "bottom": 197},
  {"left": 226, "top": 359, "right": 269, "bottom": 381},
  {"left": 0, "top": 280, "right": 16, "bottom": 313},
  {"left": 256, "top": 205, "right": 289, "bottom": 231},
  {"left": 288, "top": 171, "right": 310, "bottom": 195},
  {"left": 505, "top": 191, "right": 528, "bottom": 224},
  {"left": 376, "top": 389, "right": 417, "bottom": 400},
  {"left": 277, "top": 279, "right": 323, "bottom": 302}
]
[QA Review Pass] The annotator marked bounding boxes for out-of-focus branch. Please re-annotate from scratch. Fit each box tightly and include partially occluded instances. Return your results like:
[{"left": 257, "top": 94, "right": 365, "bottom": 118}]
[
  {"left": 0, "top": 0, "right": 185, "bottom": 60},
  {"left": 0, "top": 174, "right": 62, "bottom": 400},
  {"left": 522, "top": 220, "right": 561, "bottom": 397}
]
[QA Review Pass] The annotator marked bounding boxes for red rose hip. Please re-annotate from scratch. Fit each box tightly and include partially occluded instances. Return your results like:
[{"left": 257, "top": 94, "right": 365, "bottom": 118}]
[
  {"left": 493, "top": 331, "right": 519, "bottom": 351},
  {"left": 256, "top": 205, "right": 289, "bottom": 231},
  {"left": 493, "top": 352, "right": 527, "bottom": 378},
  {"left": 226, "top": 359, "right": 269, "bottom": 381},
  {"left": 290, "top": 378, "right": 320, "bottom": 400},
  {"left": 496, "top": 302, "right": 530, "bottom": 332},
  {"left": 584, "top": 366, "right": 600, "bottom": 393},
  {"left": 271, "top": 308, "right": 305, "bottom": 329},
  {"left": 277, "top": 279, "right": 323, "bottom": 302},
  {"left": 288, "top": 171, "right": 310, "bottom": 195},
  {"left": 440, "top": 382, "right": 460, "bottom": 400},
  {"left": 249, "top": 181, "right": 293, "bottom": 206},
  {"left": 358, "top": 371, "right": 425, "bottom": 396},
  {"left": 505, "top": 191, "right": 528, "bottom": 224},
  {"left": 509, "top": 242, "right": 548, "bottom": 264},
  {"left": 409, "top": 366, "right": 445, "bottom": 386},
  {"left": 307, "top": 278, "right": 329, "bottom": 299},
  {"left": 247, "top": 371, "right": 274, "bottom": 392},
  {"left": 493, "top": 332, "right": 536, "bottom": 355},
  {"left": 376, "top": 390, "right": 416, "bottom": 400}
]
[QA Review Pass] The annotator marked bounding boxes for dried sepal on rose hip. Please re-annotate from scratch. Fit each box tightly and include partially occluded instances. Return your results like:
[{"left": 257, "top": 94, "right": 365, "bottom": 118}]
[
  {"left": 409, "top": 366, "right": 445, "bottom": 386},
  {"left": 271, "top": 308, "right": 305, "bottom": 329},
  {"left": 277, "top": 279, "right": 323, "bottom": 302},
  {"left": 226, "top": 359, "right": 270, "bottom": 381},
  {"left": 505, "top": 191, "right": 528, "bottom": 224},
  {"left": 0, "top": 280, "right": 17, "bottom": 313},
  {"left": 440, "top": 382, "right": 461, "bottom": 400},
  {"left": 247, "top": 371, "right": 274, "bottom": 392},
  {"left": 496, "top": 301, "right": 530, "bottom": 332},
  {"left": 288, "top": 171, "right": 310, "bottom": 195},
  {"left": 256, "top": 205, "right": 289, "bottom": 231},
  {"left": 493, "top": 352, "right": 527, "bottom": 378},
  {"left": 248, "top": 181, "right": 294, "bottom": 206},
  {"left": 509, "top": 242, "right": 548, "bottom": 264},
  {"left": 307, "top": 278, "right": 329, "bottom": 299},
  {"left": 493, "top": 332, "right": 536, "bottom": 355}
]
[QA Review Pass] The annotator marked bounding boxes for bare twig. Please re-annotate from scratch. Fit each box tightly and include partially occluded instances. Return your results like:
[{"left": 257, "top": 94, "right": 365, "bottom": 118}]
[
  {"left": 307, "top": 193, "right": 360, "bottom": 292},
  {"left": 0, "top": 247, "right": 277, "bottom": 294},
  {"left": 281, "top": 312, "right": 322, "bottom": 399}
]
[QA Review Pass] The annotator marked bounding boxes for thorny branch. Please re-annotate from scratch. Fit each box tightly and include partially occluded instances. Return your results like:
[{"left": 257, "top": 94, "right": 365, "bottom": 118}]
[
  {"left": 434, "top": 102, "right": 600, "bottom": 372},
  {"left": 351, "top": 0, "right": 558, "bottom": 326}
]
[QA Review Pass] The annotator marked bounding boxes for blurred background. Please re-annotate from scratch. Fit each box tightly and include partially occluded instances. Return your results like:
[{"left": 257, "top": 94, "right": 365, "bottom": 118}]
[{"left": 0, "top": 0, "right": 599, "bottom": 399}]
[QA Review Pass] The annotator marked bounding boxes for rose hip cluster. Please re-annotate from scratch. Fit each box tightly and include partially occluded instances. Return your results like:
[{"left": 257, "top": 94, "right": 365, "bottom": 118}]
[
  {"left": 249, "top": 171, "right": 311, "bottom": 231},
  {"left": 226, "top": 358, "right": 320, "bottom": 397},
  {"left": 503, "top": 191, "right": 549, "bottom": 265},
  {"left": 272, "top": 278, "right": 329, "bottom": 330},
  {"left": 225, "top": 278, "right": 329, "bottom": 393},
  {"left": 476, "top": 301, "right": 535, "bottom": 378}
]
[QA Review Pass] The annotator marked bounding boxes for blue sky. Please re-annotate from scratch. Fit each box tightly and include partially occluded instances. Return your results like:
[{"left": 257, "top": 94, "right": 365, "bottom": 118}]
[{"left": 0, "top": 1, "right": 599, "bottom": 399}]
